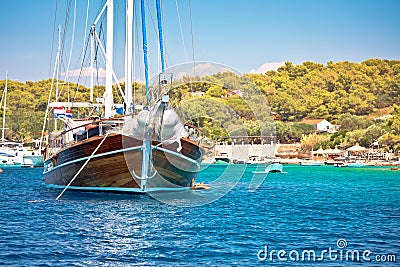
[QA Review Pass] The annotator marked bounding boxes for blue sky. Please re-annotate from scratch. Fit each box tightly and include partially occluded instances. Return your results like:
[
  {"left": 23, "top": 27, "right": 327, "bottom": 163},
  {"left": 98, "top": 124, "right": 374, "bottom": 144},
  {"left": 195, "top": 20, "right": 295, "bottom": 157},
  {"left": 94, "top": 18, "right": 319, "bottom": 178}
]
[{"left": 0, "top": 0, "right": 399, "bottom": 82}]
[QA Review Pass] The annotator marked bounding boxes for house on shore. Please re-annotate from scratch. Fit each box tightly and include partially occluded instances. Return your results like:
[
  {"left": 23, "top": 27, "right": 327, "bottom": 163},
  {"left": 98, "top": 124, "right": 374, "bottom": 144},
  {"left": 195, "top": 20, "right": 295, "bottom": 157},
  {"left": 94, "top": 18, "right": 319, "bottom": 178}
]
[{"left": 301, "top": 119, "right": 338, "bottom": 133}]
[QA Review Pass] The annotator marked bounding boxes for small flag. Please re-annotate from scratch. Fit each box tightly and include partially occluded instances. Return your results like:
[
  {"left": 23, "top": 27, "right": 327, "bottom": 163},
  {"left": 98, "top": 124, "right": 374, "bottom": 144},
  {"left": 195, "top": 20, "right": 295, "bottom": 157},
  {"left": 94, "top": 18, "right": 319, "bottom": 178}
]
[
  {"left": 54, "top": 107, "right": 65, "bottom": 118},
  {"left": 54, "top": 107, "right": 73, "bottom": 119},
  {"left": 65, "top": 109, "right": 73, "bottom": 118}
]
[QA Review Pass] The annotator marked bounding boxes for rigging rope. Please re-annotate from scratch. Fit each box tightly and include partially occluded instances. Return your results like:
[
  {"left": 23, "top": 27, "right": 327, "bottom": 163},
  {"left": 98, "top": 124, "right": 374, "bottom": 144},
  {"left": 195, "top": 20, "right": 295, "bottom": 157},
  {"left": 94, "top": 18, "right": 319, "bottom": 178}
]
[
  {"left": 188, "top": 0, "right": 200, "bottom": 128},
  {"left": 60, "top": 0, "right": 72, "bottom": 76},
  {"left": 56, "top": 132, "right": 109, "bottom": 200},
  {"left": 64, "top": 0, "right": 77, "bottom": 102},
  {"left": 65, "top": 0, "right": 76, "bottom": 80},
  {"left": 189, "top": 0, "right": 196, "bottom": 75},
  {"left": 56, "top": 0, "right": 71, "bottom": 101},
  {"left": 72, "top": 34, "right": 90, "bottom": 101},
  {"left": 48, "top": 0, "right": 59, "bottom": 79},
  {"left": 81, "top": 0, "right": 90, "bottom": 66},
  {"left": 175, "top": 0, "right": 188, "bottom": 62}
]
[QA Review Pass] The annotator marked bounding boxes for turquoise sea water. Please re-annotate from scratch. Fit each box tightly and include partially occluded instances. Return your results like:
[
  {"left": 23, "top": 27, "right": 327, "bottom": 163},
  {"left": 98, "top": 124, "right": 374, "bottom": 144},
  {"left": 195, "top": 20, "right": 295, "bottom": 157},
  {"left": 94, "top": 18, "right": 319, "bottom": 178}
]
[{"left": 0, "top": 165, "right": 399, "bottom": 266}]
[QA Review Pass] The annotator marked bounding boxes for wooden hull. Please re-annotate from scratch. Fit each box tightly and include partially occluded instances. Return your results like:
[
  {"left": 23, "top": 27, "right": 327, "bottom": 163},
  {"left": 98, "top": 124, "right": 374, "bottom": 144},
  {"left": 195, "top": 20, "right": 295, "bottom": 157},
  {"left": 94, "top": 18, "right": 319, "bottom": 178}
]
[{"left": 43, "top": 133, "right": 204, "bottom": 193}]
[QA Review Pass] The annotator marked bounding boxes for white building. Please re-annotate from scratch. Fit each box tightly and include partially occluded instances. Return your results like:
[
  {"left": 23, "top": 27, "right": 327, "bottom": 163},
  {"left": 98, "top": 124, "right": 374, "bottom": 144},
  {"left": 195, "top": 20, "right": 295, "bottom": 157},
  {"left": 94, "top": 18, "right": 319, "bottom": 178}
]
[{"left": 301, "top": 119, "right": 337, "bottom": 133}]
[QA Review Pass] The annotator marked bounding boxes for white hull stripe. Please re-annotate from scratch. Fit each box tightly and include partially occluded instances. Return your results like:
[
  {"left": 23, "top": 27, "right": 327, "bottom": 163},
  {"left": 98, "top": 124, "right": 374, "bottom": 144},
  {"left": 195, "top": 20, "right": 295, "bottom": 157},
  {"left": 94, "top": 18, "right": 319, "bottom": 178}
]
[{"left": 45, "top": 184, "right": 190, "bottom": 193}]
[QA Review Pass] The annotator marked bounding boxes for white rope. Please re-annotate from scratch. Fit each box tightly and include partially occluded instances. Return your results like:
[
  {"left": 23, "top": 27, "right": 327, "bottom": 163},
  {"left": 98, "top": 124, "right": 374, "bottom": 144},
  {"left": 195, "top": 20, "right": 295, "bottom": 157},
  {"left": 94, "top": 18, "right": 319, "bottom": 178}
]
[
  {"left": 175, "top": 0, "right": 188, "bottom": 61},
  {"left": 64, "top": 0, "right": 77, "bottom": 84},
  {"left": 56, "top": 132, "right": 109, "bottom": 200},
  {"left": 81, "top": 0, "right": 90, "bottom": 68},
  {"left": 189, "top": 0, "right": 196, "bottom": 70}
]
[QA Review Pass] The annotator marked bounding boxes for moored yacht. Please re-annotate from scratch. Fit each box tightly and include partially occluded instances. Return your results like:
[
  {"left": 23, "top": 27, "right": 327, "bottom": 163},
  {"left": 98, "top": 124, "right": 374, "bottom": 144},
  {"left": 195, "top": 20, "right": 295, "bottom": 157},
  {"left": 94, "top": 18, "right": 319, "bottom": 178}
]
[{"left": 41, "top": 0, "right": 206, "bottom": 195}]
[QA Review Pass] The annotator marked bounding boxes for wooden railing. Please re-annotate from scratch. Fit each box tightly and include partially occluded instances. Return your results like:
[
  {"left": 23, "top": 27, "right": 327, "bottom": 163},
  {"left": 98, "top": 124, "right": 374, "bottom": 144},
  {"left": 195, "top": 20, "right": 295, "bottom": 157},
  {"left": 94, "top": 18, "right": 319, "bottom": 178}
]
[{"left": 45, "top": 119, "right": 124, "bottom": 159}]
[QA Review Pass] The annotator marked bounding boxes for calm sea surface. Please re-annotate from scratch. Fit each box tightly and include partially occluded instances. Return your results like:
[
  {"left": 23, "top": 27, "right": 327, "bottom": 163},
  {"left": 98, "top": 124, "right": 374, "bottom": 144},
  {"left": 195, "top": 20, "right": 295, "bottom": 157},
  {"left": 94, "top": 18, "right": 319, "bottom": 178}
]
[{"left": 1, "top": 165, "right": 399, "bottom": 266}]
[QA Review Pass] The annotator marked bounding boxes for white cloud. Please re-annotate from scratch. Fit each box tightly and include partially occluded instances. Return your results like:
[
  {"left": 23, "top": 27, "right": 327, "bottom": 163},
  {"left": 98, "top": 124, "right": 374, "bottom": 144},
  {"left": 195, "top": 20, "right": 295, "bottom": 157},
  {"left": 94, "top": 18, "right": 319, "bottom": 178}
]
[
  {"left": 61, "top": 66, "right": 107, "bottom": 78},
  {"left": 172, "top": 62, "right": 238, "bottom": 79},
  {"left": 249, "top": 62, "right": 285, "bottom": 74}
]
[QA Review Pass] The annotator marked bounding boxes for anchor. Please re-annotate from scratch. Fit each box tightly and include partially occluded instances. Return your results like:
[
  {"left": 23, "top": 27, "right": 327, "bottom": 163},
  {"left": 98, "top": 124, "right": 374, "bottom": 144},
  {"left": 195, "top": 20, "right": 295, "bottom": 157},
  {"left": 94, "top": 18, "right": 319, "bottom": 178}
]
[{"left": 132, "top": 139, "right": 158, "bottom": 191}]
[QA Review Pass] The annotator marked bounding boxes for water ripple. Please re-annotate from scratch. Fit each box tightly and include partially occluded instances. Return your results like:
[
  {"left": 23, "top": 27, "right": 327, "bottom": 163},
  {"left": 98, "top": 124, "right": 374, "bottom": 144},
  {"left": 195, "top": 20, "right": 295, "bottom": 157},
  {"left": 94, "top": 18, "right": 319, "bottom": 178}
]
[{"left": 0, "top": 167, "right": 399, "bottom": 266}]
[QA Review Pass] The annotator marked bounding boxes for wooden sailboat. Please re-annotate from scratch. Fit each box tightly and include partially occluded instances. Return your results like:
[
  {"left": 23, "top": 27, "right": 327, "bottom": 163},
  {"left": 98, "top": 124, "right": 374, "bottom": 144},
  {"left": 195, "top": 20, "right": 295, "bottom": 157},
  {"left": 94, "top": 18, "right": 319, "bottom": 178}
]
[{"left": 42, "top": 0, "right": 205, "bottom": 194}]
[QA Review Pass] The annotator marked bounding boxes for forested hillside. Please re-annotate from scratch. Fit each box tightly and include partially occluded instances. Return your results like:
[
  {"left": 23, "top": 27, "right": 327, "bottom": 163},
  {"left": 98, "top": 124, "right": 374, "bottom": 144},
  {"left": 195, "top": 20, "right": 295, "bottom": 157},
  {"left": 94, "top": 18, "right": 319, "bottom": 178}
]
[
  {"left": 0, "top": 79, "right": 94, "bottom": 141},
  {"left": 248, "top": 59, "right": 400, "bottom": 121},
  {"left": 0, "top": 59, "right": 399, "bottom": 151}
]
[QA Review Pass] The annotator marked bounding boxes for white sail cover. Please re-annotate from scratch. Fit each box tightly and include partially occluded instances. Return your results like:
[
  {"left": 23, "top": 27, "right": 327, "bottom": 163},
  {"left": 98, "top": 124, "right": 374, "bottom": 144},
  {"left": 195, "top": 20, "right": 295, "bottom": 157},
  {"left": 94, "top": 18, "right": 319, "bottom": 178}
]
[{"left": 127, "top": 103, "right": 188, "bottom": 144}]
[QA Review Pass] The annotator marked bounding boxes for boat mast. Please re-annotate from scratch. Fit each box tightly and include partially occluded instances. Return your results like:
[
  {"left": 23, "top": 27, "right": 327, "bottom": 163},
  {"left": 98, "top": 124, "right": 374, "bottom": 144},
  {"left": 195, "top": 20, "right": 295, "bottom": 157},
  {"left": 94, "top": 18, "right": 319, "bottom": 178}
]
[
  {"left": 125, "top": 0, "right": 133, "bottom": 114},
  {"left": 104, "top": 0, "right": 114, "bottom": 118},
  {"left": 140, "top": 0, "right": 150, "bottom": 105},
  {"left": 156, "top": 0, "right": 165, "bottom": 73},
  {"left": 139, "top": 0, "right": 151, "bottom": 191},
  {"left": 54, "top": 25, "right": 61, "bottom": 130},
  {"left": 90, "top": 26, "right": 95, "bottom": 103},
  {"left": 1, "top": 71, "right": 7, "bottom": 142}
]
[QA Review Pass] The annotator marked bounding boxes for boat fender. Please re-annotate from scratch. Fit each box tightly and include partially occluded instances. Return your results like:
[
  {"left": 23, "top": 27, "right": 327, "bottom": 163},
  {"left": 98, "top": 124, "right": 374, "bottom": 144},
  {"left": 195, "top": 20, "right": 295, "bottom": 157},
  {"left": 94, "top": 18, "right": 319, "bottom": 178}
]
[
  {"left": 137, "top": 110, "right": 151, "bottom": 126},
  {"left": 161, "top": 109, "right": 179, "bottom": 127},
  {"left": 159, "top": 110, "right": 185, "bottom": 141},
  {"left": 131, "top": 110, "right": 151, "bottom": 140}
]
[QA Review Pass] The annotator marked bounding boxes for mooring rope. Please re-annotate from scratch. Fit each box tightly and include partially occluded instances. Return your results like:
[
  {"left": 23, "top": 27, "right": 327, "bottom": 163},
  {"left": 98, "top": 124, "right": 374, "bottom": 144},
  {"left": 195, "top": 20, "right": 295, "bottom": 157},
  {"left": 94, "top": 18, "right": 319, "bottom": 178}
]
[{"left": 56, "top": 132, "right": 109, "bottom": 200}]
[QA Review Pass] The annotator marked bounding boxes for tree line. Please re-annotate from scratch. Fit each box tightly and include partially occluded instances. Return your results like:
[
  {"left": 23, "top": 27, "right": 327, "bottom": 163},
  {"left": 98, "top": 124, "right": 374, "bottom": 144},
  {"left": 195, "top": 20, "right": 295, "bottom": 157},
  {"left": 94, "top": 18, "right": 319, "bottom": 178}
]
[{"left": 0, "top": 59, "right": 399, "bottom": 152}]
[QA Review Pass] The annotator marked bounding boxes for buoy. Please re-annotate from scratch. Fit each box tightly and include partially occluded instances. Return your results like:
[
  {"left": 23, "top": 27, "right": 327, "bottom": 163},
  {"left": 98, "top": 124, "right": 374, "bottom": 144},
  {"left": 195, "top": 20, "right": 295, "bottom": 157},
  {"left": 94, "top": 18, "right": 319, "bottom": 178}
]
[
  {"left": 0, "top": 168, "right": 3, "bottom": 173},
  {"left": 191, "top": 183, "right": 211, "bottom": 190}
]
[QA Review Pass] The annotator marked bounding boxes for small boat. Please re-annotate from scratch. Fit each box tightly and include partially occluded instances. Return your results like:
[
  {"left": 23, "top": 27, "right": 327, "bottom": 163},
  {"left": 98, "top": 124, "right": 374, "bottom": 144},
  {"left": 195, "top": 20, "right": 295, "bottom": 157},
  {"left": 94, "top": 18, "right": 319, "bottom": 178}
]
[
  {"left": 334, "top": 162, "right": 347, "bottom": 168},
  {"left": 252, "top": 161, "right": 286, "bottom": 174},
  {"left": 269, "top": 162, "right": 283, "bottom": 173},
  {"left": 247, "top": 155, "right": 269, "bottom": 164},
  {"left": 232, "top": 159, "right": 246, "bottom": 164},
  {"left": 299, "top": 159, "right": 322, "bottom": 166},
  {"left": 346, "top": 162, "right": 365, "bottom": 167},
  {"left": 22, "top": 140, "right": 44, "bottom": 167},
  {"left": 0, "top": 143, "right": 35, "bottom": 168},
  {"left": 0, "top": 152, "right": 22, "bottom": 168},
  {"left": 324, "top": 160, "right": 337, "bottom": 165},
  {"left": 214, "top": 152, "right": 231, "bottom": 164}
]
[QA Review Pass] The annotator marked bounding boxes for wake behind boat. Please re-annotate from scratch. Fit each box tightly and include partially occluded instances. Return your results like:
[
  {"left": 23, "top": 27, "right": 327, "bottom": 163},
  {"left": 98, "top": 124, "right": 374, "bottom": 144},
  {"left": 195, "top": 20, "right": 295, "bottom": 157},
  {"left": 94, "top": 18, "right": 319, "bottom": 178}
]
[{"left": 41, "top": 0, "right": 205, "bottom": 194}]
